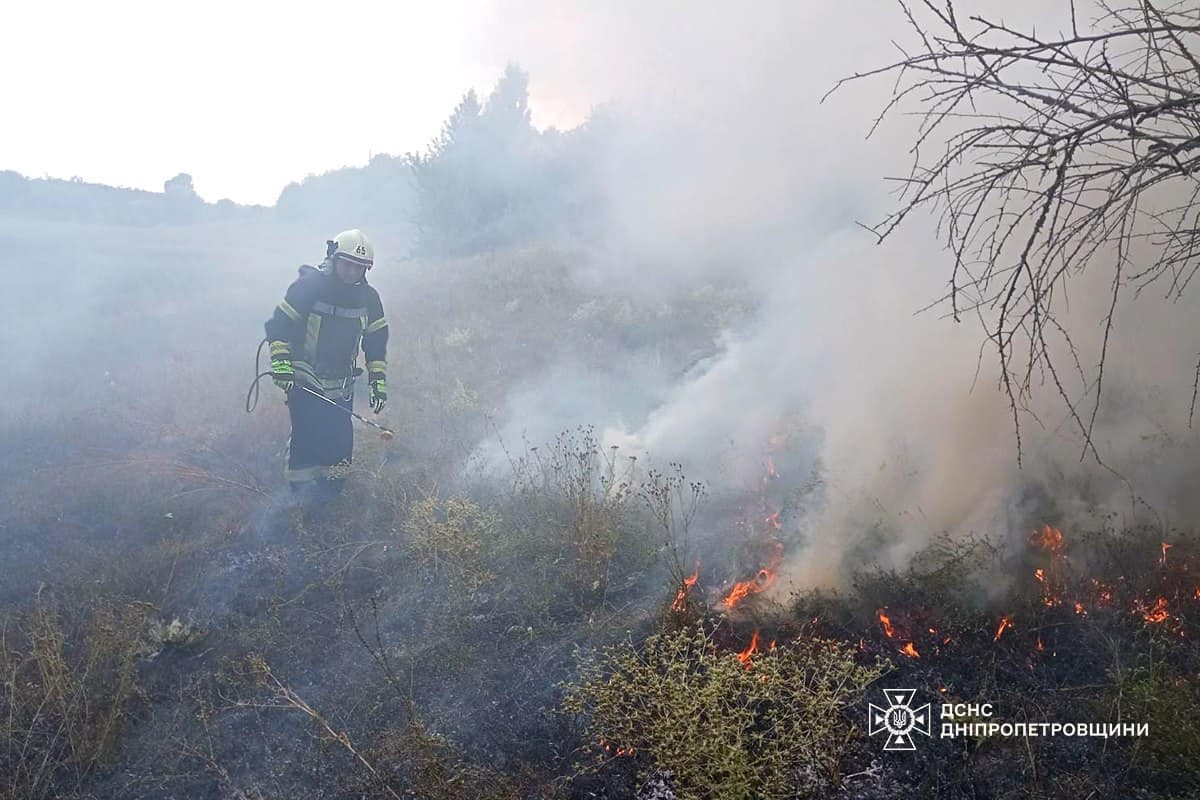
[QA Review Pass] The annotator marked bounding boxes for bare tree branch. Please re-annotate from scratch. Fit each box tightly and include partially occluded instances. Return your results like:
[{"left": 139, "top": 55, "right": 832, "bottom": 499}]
[{"left": 830, "top": 0, "right": 1200, "bottom": 461}]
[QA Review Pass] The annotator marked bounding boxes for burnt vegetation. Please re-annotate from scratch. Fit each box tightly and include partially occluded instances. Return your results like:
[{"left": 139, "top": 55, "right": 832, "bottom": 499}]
[{"left": 4, "top": 397, "right": 1198, "bottom": 799}]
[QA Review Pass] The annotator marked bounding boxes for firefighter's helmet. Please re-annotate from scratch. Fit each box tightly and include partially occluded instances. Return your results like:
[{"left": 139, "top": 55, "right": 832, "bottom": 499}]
[{"left": 326, "top": 229, "right": 374, "bottom": 269}]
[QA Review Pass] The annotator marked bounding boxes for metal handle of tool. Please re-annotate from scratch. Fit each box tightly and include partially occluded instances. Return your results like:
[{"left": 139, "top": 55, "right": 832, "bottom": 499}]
[{"left": 295, "top": 383, "right": 396, "bottom": 440}]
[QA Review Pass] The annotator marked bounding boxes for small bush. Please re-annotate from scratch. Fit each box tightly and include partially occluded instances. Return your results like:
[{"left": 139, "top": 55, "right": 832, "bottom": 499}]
[
  {"left": 512, "top": 428, "right": 639, "bottom": 590},
  {"left": 564, "top": 627, "right": 887, "bottom": 799},
  {"left": 367, "top": 719, "right": 526, "bottom": 800},
  {"left": 492, "top": 427, "right": 656, "bottom": 622},
  {"left": 404, "top": 494, "right": 499, "bottom": 600}
]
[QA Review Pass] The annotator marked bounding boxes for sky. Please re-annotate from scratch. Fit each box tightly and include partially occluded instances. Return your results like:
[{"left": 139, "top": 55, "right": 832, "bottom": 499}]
[
  {"left": 1, "top": 0, "right": 594, "bottom": 206},
  {"left": 0, "top": 0, "right": 938, "bottom": 207}
]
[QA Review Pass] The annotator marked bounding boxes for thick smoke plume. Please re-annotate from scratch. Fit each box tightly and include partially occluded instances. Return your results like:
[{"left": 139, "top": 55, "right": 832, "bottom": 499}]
[{"left": 470, "top": 0, "right": 1200, "bottom": 588}]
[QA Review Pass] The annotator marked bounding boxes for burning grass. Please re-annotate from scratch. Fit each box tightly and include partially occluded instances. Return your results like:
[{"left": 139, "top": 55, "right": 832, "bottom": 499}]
[{"left": 793, "top": 523, "right": 1200, "bottom": 798}]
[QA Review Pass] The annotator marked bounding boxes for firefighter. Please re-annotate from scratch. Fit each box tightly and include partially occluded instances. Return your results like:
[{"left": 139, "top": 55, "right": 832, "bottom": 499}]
[{"left": 264, "top": 229, "right": 387, "bottom": 501}]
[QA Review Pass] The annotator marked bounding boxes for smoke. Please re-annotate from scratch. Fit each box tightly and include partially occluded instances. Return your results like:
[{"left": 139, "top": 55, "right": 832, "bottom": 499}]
[{"left": 468, "top": 0, "right": 1200, "bottom": 587}]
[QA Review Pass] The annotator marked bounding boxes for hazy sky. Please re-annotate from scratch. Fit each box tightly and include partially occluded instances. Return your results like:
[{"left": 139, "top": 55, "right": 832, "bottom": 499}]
[
  {"left": 2, "top": 0, "right": 594, "bottom": 205},
  {"left": 2, "top": 1, "right": 1052, "bottom": 208}
]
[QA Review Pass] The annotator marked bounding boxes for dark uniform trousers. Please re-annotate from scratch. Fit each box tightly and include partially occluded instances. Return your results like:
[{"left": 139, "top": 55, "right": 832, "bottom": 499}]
[{"left": 286, "top": 387, "right": 353, "bottom": 495}]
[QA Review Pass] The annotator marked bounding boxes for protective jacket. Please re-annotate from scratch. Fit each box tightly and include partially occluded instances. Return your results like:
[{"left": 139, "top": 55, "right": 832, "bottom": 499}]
[{"left": 265, "top": 262, "right": 388, "bottom": 398}]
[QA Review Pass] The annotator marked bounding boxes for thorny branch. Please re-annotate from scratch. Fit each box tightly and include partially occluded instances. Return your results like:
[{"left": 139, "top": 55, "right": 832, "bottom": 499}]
[{"left": 830, "top": 0, "right": 1200, "bottom": 463}]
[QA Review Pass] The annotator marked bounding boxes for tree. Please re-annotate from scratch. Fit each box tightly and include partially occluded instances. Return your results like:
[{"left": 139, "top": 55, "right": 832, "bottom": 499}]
[
  {"left": 432, "top": 89, "right": 484, "bottom": 156},
  {"left": 410, "top": 67, "right": 543, "bottom": 256},
  {"left": 163, "top": 172, "right": 197, "bottom": 198},
  {"left": 835, "top": 1, "right": 1200, "bottom": 462},
  {"left": 481, "top": 63, "right": 533, "bottom": 134},
  {"left": 409, "top": 89, "right": 484, "bottom": 255}
]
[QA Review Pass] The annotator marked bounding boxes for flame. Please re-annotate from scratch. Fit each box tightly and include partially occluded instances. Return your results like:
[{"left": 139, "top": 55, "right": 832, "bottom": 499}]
[
  {"left": 1194, "top": 586, "right": 1200, "bottom": 600},
  {"left": 1036, "top": 635, "right": 1044, "bottom": 652},
  {"left": 1029, "top": 524, "right": 1064, "bottom": 553},
  {"left": 722, "top": 542, "right": 784, "bottom": 610},
  {"left": 765, "top": 456, "right": 778, "bottom": 479},
  {"left": 1034, "top": 568, "right": 1065, "bottom": 606},
  {"left": 671, "top": 564, "right": 700, "bottom": 612},
  {"left": 737, "top": 629, "right": 761, "bottom": 668},
  {"left": 1074, "top": 602, "right": 1086, "bottom": 616},
  {"left": 900, "top": 642, "right": 920, "bottom": 659},
  {"left": 994, "top": 616, "right": 1013, "bottom": 641},
  {"left": 1092, "top": 580, "right": 1114, "bottom": 606},
  {"left": 598, "top": 737, "right": 635, "bottom": 757},
  {"left": 764, "top": 511, "right": 782, "bottom": 531},
  {"left": 877, "top": 609, "right": 896, "bottom": 638},
  {"left": 723, "top": 568, "right": 775, "bottom": 608},
  {"left": 1142, "top": 597, "right": 1169, "bottom": 624},
  {"left": 1160, "top": 542, "right": 1172, "bottom": 567}
]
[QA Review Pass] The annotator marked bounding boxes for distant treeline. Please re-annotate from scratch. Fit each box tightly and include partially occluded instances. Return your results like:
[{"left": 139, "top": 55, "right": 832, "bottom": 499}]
[
  {"left": 0, "top": 170, "right": 266, "bottom": 227},
  {"left": 1, "top": 65, "right": 615, "bottom": 259}
]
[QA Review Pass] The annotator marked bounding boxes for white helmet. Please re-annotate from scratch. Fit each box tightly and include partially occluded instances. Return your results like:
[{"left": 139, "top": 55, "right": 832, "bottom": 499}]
[{"left": 327, "top": 229, "right": 374, "bottom": 269}]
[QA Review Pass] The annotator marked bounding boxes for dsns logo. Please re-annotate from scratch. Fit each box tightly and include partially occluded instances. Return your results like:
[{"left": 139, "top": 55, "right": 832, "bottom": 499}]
[{"left": 869, "top": 689, "right": 932, "bottom": 751}]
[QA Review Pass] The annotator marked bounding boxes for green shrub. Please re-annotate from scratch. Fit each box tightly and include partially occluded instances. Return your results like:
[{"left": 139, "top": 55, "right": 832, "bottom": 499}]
[{"left": 564, "top": 627, "right": 887, "bottom": 799}]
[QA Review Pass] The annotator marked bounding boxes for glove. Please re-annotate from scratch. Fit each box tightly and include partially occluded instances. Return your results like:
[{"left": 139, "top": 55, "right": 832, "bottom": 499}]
[
  {"left": 271, "top": 357, "right": 294, "bottom": 393},
  {"left": 370, "top": 378, "right": 387, "bottom": 413}
]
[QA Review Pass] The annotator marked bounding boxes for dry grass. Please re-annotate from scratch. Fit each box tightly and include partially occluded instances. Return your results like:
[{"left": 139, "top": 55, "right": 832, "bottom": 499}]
[{"left": 1, "top": 596, "right": 146, "bottom": 800}]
